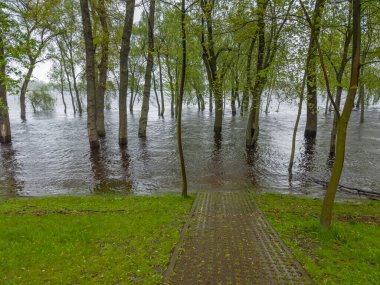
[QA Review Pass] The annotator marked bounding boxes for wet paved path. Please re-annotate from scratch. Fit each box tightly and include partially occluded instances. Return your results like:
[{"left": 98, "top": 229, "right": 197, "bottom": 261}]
[{"left": 164, "top": 192, "right": 313, "bottom": 284}]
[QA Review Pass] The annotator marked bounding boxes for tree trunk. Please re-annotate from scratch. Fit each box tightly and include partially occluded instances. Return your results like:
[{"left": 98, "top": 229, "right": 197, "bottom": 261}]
[
  {"left": 0, "top": 35, "right": 11, "bottom": 143},
  {"left": 59, "top": 61, "right": 67, "bottom": 114},
  {"left": 246, "top": 0, "right": 268, "bottom": 147},
  {"left": 231, "top": 86, "right": 236, "bottom": 116},
  {"left": 320, "top": 0, "right": 361, "bottom": 230},
  {"left": 359, "top": 53, "right": 366, "bottom": 123},
  {"left": 19, "top": 58, "right": 36, "bottom": 121},
  {"left": 119, "top": 0, "right": 135, "bottom": 146},
  {"left": 231, "top": 75, "right": 239, "bottom": 116},
  {"left": 95, "top": 0, "right": 109, "bottom": 137},
  {"left": 178, "top": 0, "right": 188, "bottom": 197},
  {"left": 165, "top": 54, "right": 175, "bottom": 117},
  {"left": 61, "top": 51, "right": 76, "bottom": 115},
  {"left": 153, "top": 72, "right": 161, "bottom": 116},
  {"left": 157, "top": 52, "right": 165, "bottom": 116},
  {"left": 138, "top": 0, "right": 155, "bottom": 137},
  {"left": 213, "top": 79, "right": 223, "bottom": 136},
  {"left": 80, "top": 0, "right": 99, "bottom": 149},
  {"left": 329, "top": 25, "right": 352, "bottom": 156},
  {"left": 288, "top": 70, "right": 307, "bottom": 173},
  {"left": 304, "top": 0, "right": 326, "bottom": 139},
  {"left": 241, "top": 34, "right": 257, "bottom": 115},
  {"left": 67, "top": 41, "right": 82, "bottom": 115}
]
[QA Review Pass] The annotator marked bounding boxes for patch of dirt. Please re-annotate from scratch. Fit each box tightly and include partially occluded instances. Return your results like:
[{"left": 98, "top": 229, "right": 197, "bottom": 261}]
[{"left": 336, "top": 215, "right": 380, "bottom": 225}]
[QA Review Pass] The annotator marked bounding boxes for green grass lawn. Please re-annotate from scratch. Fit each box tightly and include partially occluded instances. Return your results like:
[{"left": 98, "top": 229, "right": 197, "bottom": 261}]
[
  {"left": 0, "top": 195, "right": 193, "bottom": 284},
  {"left": 254, "top": 192, "right": 380, "bottom": 285}
]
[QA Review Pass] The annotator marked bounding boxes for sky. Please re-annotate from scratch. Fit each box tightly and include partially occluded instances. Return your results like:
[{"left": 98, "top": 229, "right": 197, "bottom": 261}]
[{"left": 33, "top": 3, "right": 144, "bottom": 83}]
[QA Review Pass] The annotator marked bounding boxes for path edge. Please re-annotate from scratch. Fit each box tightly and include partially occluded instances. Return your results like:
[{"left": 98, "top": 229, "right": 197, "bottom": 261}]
[
  {"left": 249, "top": 191, "right": 315, "bottom": 284},
  {"left": 162, "top": 193, "right": 198, "bottom": 284}
]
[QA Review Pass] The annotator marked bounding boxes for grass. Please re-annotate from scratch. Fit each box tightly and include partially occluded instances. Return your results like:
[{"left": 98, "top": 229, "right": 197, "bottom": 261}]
[
  {"left": 0, "top": 194, "right": 193, "bottom": 284},
  {"left": 253, "top": 192, "right": 380, "bottom": 285}
]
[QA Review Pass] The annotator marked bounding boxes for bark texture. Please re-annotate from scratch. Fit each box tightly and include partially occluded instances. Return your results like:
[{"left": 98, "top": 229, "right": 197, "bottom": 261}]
[
  {"left": 80, "top": 0, "right": 99, "bottom": 149},
  {"left": 138, "top": 0, "right": 155, "bottom": 137},
  {"left": 304, "top": 0, "right": 326, "bottom": 139},
  {"left": 0, "top": 35, "right": 11, "bottom": 143},
  {"left": 119, "top": 0, "right": 135, "bottom": 146},
  {"left": 320, "top": 0, "right": 361, "bottom": 230},
  {"left": 95, "top": 0, "right": 109, "bottom": 137}
]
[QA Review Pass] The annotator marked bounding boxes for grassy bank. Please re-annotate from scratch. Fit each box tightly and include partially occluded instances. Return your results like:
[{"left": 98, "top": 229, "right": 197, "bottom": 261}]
[
  {"left": 254, "top": 193, "right": 380, "bottom": 285},
  {"left": 0, "top": 195, "right": 193, "bottom": 284}
]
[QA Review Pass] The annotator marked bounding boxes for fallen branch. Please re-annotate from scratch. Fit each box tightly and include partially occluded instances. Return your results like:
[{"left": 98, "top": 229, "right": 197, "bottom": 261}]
[{"left": 308, "top": 177, "right": 380, "bottom": 200}]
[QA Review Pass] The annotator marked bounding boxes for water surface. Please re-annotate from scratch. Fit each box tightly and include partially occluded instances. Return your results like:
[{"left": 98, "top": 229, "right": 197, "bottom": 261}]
[{"left": 1, "top": 94, "right": 379, "bottom": 199}]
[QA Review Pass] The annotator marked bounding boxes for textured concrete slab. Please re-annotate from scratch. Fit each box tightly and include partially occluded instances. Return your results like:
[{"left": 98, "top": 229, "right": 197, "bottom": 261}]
[{"left": 164, "top": 192, "right": 313, "bottom": 285}]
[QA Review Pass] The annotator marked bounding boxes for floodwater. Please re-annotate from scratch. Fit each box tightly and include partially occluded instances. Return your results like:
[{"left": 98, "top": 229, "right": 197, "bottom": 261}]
[{"left": 1, "top": 93, "right": 379, "bottom": 199}]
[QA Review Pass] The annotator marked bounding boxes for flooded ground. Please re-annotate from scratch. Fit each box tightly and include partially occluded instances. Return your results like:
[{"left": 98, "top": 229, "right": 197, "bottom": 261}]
[{"left": 1, "top": 94, "right": 379, "bottom": 199}]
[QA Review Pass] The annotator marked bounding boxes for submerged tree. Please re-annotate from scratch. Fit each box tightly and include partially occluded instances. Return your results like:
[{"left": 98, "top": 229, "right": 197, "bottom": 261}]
[
  {"left": 304, "top": 0, "right": 326, "bottom": 139},
  {"left": 138, "top": 0, "right": 155, "bottom": 138},
  {"left": 119, "top": 0, "right": 135, "bottom": 146},
  {"left": 0, "top": 34, "right": 11, "bottom": 144},
  {"left": 80, "top": 0, "right": 99, "bottom": 149}
]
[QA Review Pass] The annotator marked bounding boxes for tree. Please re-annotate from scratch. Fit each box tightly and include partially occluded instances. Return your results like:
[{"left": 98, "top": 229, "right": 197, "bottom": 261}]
[
  {"left": 304, "top": 0, "right": 326, "bottom": 139},
  {"left": 138, "top": 0, "right": 156, "bottom": 138},
  {"left": 13, "top": 0, "right": 57, "bottom": 121},
  {"left": 199, "top": 0, "right": 226, "bottom": 137},
  {"left": 320, "top": 0, "right": 361, "bottom": 230},
  {"left": 0, "top": 34, "right": 11, "bottom": 144},
  {"left": 94, "top": 0, "right": 110, "bottom": 137},
  {"left": 178, "top": 0, "right": 188, "bottom": 197},
  {"left": 119, "top": 0, "right": 135, "bottom": 146},
  {"left": 80, "top": 0, "right": 99, "bottom": 149}
]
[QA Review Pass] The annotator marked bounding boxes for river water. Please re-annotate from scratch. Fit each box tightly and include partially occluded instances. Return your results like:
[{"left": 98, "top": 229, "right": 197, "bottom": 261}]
[{"left": 1, "top": 93, "right": 379, "bottom": 199}]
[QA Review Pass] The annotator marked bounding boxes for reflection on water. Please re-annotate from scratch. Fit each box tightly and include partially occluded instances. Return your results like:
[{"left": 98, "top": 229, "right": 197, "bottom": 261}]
[{"left": 0, "top": 94, "right": 379, "bottom": 199}]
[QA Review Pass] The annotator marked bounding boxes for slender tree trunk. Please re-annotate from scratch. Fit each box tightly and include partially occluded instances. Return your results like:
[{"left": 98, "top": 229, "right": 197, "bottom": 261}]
[
  {"left": 19, "top": 58, "right": 36, "bottom": 121},
  {"left": 265, "top": 91, "right": 271, "bottom": 114},
  {"left": 138, "top": 0, "right": 155, "bottom": 137},
  {"left": 0, "top": 35, "right": 11, "bottom": 143},
  {"left": 157, "top": 52, "right": 165, "bottom": 116},
  {"left": 231, "top": 75, "right": 239, "bottom": 116},
  {"left": 178, "top": 0, "right": 188, "bottom": 197},
  {"left": 359, "top": 78, "right": 364, "bottom": 123},
  {"left": 165, "top": 54, "right": 175, "bottom": 117},
  {"left": 241, "top": 34, "right": 257, "bottom": 115},
  {"left": 119, "top": 0, "right": 135, "bottom": 146},
  {"left": 174, "top": 65, "right": 179, "bottom": 118},
  {"left": 95, "top": 0, "right": 109, "bottom": 137},
  {"left": 304, "top": 0, "right": 326, "bottom": 139},
  {"left": 153, "top": 72, "right": 161, "bottom": 116},
  {"left": 59, "top": 61, "right": 67, "bottom": 114},
  {"left": 68, "top": 41, "right": 82, "bottom": 115},
  {"left": 288, "top": 70, "right": 307, "bottom": 173},
  {"left": 129, "top": 75, "right": 134, "bottom": 113},
  {"left": 80, "top": 0, "right": 99, "bottom": 149},
  {"left": 359, "top": 53, "right": 366, "bottom": 123},
  {"left": 61, "top": 53, "right": 76, "bottom": 115},
  {"left": 320, "top": 0, "right": 361, "bottom": 230},
  {"left": 329, "top": 27, "right": 352, "bottom": 156},
  {"left": 231, "top": 86, "right": 236, "bottom": 116},
  {"left": 265, "top": 76, "right": 274, "bottom": 114},
  {"left": 324, "top": 95, "right": 329, "bottom": 115}
]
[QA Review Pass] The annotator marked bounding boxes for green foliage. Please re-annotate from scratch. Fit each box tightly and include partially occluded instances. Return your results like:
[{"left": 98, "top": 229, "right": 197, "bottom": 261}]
[
  {"left": 254, "top": 192, "right": 380, "bottom": 285},
  {"left": 0, "top": 194, "right": 193, "bottom": 284},
  {"left": 27, "top": 86, "right": 55, "bottom": 112}
]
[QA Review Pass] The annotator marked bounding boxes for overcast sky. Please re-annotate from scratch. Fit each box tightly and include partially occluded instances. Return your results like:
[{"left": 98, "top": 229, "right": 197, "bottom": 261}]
[{"left": 34, "top": 4, "right": 144, "bottom": 83}]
